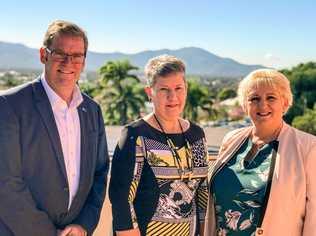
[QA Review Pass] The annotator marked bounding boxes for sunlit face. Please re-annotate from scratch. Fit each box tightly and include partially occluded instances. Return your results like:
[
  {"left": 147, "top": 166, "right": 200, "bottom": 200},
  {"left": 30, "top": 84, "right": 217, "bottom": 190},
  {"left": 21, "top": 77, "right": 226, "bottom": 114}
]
[
  {"left": 146, "top": 72, "right": 187, "bottom": 121},
  {"left": 40, "top": 35, "right": 85, "bottom": 98},
  {"left": 246, "top": 84, "right": 288, "bottom": 129}
]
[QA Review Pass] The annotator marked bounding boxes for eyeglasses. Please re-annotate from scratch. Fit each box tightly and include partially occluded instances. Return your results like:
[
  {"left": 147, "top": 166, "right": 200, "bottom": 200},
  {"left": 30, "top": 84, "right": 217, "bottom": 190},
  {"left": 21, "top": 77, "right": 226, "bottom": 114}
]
[{"left": 45, "top": 48, "right": 85, "bottom": 64}]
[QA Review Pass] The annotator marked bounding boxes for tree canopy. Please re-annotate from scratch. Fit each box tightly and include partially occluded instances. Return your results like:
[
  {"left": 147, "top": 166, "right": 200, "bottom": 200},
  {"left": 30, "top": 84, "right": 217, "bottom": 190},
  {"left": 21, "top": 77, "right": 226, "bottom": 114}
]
[
  {"left": 96, "top": 60, "right": 146, "bottom": 125},
  {"left": 282, "top": 62, "right": 316, "bottom": 124}
]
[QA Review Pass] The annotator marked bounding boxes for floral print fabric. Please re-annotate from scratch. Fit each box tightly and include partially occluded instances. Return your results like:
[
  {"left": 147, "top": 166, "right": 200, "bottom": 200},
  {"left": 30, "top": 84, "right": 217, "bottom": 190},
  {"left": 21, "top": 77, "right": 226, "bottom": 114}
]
[{"left": 211, "top": 138, "right": 274, "bottom": 235}]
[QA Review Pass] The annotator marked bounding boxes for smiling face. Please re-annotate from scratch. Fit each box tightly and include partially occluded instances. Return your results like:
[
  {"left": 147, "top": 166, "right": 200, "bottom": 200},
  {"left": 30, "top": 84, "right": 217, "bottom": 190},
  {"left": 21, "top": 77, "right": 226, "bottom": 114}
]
[
  {"left": 40, "top": 34, "right": 85, "bottom": 99},
  {"left": 145, "top": 72, "right": 187, "bottom": 122},
  {"left": 246, "top": 84, "right": 288, "bottom": 130}
]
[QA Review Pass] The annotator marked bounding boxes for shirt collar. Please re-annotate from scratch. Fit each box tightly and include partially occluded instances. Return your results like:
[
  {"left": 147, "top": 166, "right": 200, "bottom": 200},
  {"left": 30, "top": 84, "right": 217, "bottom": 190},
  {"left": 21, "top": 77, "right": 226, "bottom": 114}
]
[{"left": 40, "top": 74, "right": 83, "bottom": 110}]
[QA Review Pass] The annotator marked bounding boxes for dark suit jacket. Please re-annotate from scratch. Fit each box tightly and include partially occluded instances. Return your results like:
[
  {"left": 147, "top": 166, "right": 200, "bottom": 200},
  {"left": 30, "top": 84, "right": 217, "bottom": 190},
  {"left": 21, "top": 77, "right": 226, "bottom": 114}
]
[{"left": 0, "top": 79, "right": 109, "bottom": 236}]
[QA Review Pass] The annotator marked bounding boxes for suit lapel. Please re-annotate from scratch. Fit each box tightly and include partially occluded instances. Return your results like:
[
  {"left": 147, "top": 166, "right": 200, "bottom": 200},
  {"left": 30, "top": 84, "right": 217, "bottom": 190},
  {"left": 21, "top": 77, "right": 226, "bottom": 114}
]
[
  {"left": 32, "top": 79, "right": 68, "bottom": 180},
  {"left": 76, "top": 100, "right": 92, "bottom": 196},
  {"left": 209, "top": 127, "right": 252, "bottom": 182}
]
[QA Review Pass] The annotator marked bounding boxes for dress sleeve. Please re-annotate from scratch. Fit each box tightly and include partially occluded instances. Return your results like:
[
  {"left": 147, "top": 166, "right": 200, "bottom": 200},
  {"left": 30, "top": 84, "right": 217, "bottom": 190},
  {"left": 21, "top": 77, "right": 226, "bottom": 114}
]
[
  {"left": 196, "top": 137, "right": 209, "bottom": 223},
  {"left": 109, "top": 126, "right": 144, "bottom": 231}
]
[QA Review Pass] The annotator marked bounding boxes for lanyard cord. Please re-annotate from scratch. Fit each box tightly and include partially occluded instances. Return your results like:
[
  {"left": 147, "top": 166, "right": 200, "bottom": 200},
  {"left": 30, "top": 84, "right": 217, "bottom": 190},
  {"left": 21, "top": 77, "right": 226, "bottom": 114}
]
[{"left": 153, "top": 114, "right": 193, "bottom": 178}]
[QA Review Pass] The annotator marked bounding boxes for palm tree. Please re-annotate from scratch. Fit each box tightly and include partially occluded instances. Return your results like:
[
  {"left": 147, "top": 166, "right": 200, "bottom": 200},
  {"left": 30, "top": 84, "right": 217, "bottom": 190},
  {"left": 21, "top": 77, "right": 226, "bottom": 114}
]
[
  {"left": 97, "top": 60, "right": 146, "bottom": 125},
  {"left": 184, "top": 80, "right": 216, "bottom": 122},
  {"left": 99, "top": 60, "right": 140, "bottom": 86}
]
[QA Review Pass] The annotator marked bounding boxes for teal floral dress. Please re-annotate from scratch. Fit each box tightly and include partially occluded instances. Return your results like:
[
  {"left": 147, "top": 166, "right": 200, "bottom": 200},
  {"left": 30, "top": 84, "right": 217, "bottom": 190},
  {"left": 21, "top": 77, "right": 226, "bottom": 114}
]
[{"left": 211, "top": 138, "right": 275, "bottom": 235}]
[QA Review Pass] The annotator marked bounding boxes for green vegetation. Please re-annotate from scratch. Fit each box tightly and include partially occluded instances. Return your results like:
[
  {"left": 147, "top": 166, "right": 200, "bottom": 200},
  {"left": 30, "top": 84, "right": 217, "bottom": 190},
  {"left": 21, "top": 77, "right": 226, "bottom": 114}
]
[
  {"left": 184, "top": 80, "right": 215, "bottom": 122},
  {"left": 0, "top": 70, "right": 38, "bottom": 90},
  {"left": 282, "top": 62, "right": 316, "bottom": 124},
  {"left": 0, "top": 72, "right": 25, "bottom": 89},
  {"left": 217, "top": 88, "right": 237, "bottom": 101},
  {"left": 96, "top": 60, "right": 146, "bottom": 125},
  {"left": 292, "top": 109, "right": 316, "bottom": 135}
]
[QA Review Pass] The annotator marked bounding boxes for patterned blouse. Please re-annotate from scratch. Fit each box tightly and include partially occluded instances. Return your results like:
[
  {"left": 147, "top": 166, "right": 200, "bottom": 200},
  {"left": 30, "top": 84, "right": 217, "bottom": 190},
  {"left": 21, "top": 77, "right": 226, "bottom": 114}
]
[
  {"left": 211, "top": 138, "right": 275, "bottom": 236},
  {"left": 109, "top": 119, "right": 209, "bottom": 236}
]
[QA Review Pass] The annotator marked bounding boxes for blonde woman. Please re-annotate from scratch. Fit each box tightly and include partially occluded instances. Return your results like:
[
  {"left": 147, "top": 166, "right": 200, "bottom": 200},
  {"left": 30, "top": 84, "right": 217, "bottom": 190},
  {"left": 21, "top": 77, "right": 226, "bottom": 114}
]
[{"left": 205, "top": 69, "right": 316, "bottom": 235}]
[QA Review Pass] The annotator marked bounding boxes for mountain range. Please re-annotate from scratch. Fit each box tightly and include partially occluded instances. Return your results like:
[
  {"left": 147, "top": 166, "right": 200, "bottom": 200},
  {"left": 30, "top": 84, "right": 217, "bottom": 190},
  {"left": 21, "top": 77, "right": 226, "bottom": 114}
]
[{"left": 0, "top": 41, "right": 264, "bottom": 77}]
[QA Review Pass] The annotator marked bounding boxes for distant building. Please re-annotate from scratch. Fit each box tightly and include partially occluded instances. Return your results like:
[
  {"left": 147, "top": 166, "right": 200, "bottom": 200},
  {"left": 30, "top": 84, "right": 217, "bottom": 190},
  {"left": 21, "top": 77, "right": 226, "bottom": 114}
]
[{"left": 218, "top": 97, "right": 245, "bottom": 120}]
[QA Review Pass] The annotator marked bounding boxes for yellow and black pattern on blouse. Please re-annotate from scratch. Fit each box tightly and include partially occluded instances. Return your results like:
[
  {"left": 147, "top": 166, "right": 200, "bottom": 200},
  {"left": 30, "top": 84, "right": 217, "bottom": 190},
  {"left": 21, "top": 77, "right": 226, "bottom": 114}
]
[
  {"left": 109, "top": 119, "right": 208, "bottom": 236},
  {"left": 127, "top": 143, "right": 144, "bottom": 228}
]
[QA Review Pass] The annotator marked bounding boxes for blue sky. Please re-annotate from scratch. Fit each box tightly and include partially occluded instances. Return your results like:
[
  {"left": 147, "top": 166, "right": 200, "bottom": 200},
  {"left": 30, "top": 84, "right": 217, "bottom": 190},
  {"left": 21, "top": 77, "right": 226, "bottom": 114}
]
[{"left": 1, "top": 0, "right": 315, "bottom": 69}]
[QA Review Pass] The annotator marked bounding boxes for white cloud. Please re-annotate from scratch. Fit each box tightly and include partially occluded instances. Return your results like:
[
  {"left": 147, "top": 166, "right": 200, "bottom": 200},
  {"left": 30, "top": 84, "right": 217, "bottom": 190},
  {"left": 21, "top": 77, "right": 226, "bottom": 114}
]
[{"left": 264, "top": 53, "right": 280, "bottom": 61}]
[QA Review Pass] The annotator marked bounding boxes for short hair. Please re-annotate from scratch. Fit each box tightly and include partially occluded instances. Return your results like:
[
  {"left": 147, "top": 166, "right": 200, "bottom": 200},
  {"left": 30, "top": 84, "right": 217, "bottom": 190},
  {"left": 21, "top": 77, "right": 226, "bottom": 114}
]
[
  {"left": 238, "top": 69, "right": 293, "bottom": 113},
  {"left": 43, "top": 20, "right": 88, "bottom": 55},
  {"left": 144, "top": 54, "right": 186, "bottom": 86}
]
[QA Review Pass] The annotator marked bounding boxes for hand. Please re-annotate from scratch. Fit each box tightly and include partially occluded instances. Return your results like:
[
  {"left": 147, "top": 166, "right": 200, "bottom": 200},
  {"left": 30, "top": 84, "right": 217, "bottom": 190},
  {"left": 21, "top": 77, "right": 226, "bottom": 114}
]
[{"left": 58, "top": 225, "right": 87, "bottom": 236}]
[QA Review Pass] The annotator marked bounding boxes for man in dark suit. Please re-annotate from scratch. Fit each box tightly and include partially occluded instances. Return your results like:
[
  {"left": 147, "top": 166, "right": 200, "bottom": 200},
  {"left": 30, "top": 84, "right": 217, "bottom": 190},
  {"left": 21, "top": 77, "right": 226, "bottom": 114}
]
[{"left": 0, "top": 20, "right": 109, "bottom": 236}]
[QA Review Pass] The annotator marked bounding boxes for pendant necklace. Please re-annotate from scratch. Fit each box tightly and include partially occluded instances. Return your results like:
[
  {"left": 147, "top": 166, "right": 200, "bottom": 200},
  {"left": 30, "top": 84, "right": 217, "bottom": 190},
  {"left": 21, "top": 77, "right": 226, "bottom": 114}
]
[{"left": 153, "top": 114, "right": 194, "bottom": 179}]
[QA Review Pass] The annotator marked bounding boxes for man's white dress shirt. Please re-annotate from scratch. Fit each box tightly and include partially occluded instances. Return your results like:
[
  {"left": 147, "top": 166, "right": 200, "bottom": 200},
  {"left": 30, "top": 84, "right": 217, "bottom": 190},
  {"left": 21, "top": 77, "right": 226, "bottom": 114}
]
[{"left": 41, "top": 76, "right": 83, "bottom": 209}]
